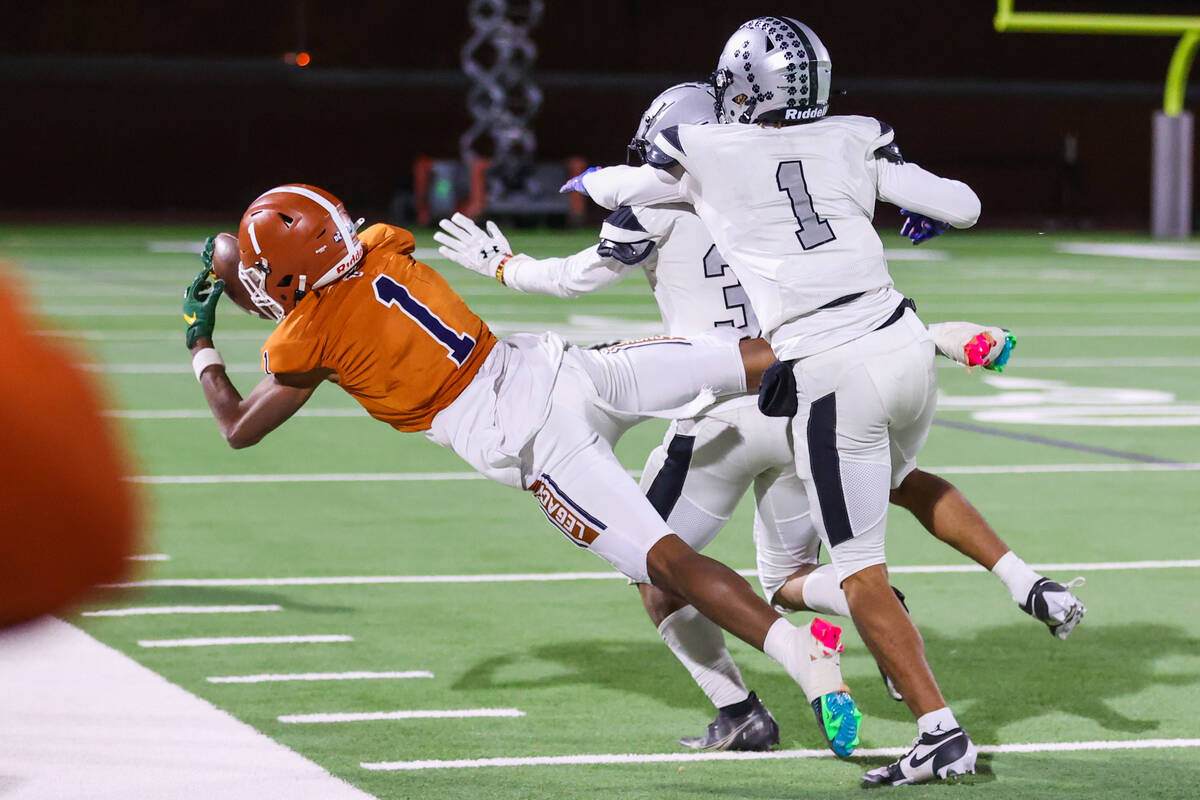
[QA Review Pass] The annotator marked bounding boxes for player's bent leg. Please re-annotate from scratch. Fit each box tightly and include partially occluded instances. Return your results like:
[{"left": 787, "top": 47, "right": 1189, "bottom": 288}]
[
  {"left": 528, "top": 376, "right": 858, "bottom": 755},
  {"left": 892, "top": 468, "right": 1087, "bottom": 638},
  {"left": 636, "top": 580, "right": 770, "bottom": 749},
  {"left": 891, "top": 468, "right": 1008, "bottom": 569},
  {"left": 638, "top": 409, "right": 789, "bottom": 751},
  {"left": 574, "top": 331, "right": 746, "bottom": 418},
  {"left": 646, "top": 535, "right": 861, "bottom": 756}
]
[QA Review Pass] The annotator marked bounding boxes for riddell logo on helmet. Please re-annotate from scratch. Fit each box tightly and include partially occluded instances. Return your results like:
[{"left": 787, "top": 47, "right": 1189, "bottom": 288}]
[{"left": 785, "top": 107, "right": 823, "bottom": 120}]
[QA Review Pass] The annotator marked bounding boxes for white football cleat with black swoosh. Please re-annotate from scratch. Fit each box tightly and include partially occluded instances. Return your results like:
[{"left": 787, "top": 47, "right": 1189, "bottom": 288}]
[{"left": 861, "top": 726, "right": 977, "bottom": 786}]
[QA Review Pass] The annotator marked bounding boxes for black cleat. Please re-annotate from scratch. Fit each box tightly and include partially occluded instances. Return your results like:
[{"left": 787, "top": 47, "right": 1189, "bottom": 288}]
[
  {"left": 862, "top": 726, "right": 978, "bottom": 786},
  {"left": 677, "top": 691, "right": 780, "bottom": 751},
  {"left": 876, "top": 586, "right": 909, "bottom": 702},
  {"left": 1020, "top": 576, "right": 1086, "bottom": 639}
]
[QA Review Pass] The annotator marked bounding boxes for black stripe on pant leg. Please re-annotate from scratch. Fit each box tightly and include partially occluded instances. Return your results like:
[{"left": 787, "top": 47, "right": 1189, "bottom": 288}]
[
  {"left": 645, "top": 434, "right": 695, "bottom": 520},
  {"left": 807, "top": 392, "right": 853, "bottom": 547}
]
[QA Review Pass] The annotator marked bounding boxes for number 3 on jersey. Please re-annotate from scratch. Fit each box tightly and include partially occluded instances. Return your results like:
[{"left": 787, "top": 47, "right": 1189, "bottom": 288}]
[
  {"left": 372, "top": 275, "right": 476, "bottom": 365},
  {"left": 776, "top": 160, "right": 836, "bottom": 250}
]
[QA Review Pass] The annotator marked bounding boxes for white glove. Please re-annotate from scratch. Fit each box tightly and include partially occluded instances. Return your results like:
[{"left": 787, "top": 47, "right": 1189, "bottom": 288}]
[
  {"left": 928, "top": 321, "right": 1013, "bottom": 370},
  {"left": 433, "top": 213, "right": 512, "bottom": 277}
]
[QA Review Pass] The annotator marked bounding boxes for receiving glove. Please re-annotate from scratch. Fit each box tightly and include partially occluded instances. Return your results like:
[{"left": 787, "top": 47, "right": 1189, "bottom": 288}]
[
  {"left": 559, "top": 166, "right": 600, "bottom": 196},
  {"left": 900, "top": 210, "right": 951, "bottom": 245},
  {"left": 183, "top": 247, "right": 224, "bottom": 349},
  {"left": 433, "top": 213, "right": 512, "bottom": 277},
  {"left": 929, "top": 322, "right": 1016, "bottom": 372}
]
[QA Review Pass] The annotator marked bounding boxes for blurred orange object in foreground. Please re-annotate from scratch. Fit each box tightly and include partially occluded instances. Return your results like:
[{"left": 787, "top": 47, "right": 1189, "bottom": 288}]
[{"left": 0, "top": 278, "right": 140, "bottom": 628}]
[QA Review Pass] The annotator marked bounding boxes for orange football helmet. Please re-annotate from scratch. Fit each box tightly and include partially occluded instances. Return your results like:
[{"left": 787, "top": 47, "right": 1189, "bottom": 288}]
[{"left": 237, "top": 184, "right": 364, "bottom": 321}]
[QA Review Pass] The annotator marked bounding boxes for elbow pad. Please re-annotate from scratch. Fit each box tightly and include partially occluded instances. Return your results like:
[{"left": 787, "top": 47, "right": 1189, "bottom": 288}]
[{"left": 598, "top": 206, "right": 656, "bottom": 265}]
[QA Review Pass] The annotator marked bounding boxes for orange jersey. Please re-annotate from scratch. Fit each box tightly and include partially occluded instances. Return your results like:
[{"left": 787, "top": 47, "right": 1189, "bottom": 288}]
[{"left": 261, "top": 224, "right": 497, "bottom": 432}]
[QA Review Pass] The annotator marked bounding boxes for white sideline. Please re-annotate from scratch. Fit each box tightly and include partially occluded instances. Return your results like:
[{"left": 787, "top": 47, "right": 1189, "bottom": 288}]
[
  {"left": 0, "top": 618, "right": 377, "bottom": 800},
  {"left": 126, "top": 553, "right": 171, "bottom": 561},
  {"left": 208, "top": 671, "right": 434, "bottom": 684},
  {"left": 126, "top": 462, "right": 1200, "bottom": 485},
  {"left": 138, "top": 634, "right": 352, "bottom": 648},
  {"left": 83, "top": 604, "right": 282, "bottom": 617},
  {"left": 279, "top": 709, "right": 525, "bottom": 724},
  {"left": 104, "top": 559, "right": 1200, "bottom": 589},
  {"left": 359, "top": 738, "right": 1200, "bottom": 771}
]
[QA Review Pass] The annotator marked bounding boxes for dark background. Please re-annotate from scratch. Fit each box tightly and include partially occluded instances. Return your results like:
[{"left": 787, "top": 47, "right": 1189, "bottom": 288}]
[{"left": 3, "top": 0, "right": 1199, "bottom": 227}]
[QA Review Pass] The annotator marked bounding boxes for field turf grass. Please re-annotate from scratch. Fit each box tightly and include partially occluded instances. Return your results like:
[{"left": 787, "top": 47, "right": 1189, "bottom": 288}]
[{"left": 3, "top": 223, "right": 1199, "bottom": 798}]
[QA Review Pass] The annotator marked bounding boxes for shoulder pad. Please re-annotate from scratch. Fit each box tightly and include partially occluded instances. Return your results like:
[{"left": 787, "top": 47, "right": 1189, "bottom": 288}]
[{"left": 873, "top": 121, "right": 903, "bottom": 164}]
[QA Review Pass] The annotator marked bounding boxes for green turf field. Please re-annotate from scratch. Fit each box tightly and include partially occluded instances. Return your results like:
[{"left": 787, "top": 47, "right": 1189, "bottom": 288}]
[{"left": 3, "top": 224, "right": 1199, "bottom": 798}]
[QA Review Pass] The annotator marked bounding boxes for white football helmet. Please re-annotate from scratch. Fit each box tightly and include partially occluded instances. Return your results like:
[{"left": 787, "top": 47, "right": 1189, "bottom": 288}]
[
  {"left": 712, "top": 17, "right": 832, "bottom": 125},
  {"left": 627, "top": 82, "right": 719, "bottom": 164}
]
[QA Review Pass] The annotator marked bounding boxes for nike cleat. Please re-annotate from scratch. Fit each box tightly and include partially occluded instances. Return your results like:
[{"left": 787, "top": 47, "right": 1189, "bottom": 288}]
[
  {"left": 812, "top": 690, "right": 862, "bottom": 757},
  {"left": 677, "top": 691, "right": 779, "bottom": 751},
  {"left": 861, "top": 727, "right": 978, "bottom": 786},
  {"left": 1021, "top": 576, "right": 1086, "bottom": 639},
  {"left": 876, "top": 587, "right": 909, "bottom": 702}
]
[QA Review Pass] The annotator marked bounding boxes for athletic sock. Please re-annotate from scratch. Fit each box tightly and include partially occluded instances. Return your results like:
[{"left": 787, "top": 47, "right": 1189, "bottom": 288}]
[
  {"left": 762, "top": 617, "right": 842, "bottom": 702},
  {"left": 991, "top": 550, "right": 1040, "bottom": 605},
  {"left": 718, "top": 694, "right": 755, "bottom": 718},
  {"left": 917, "top": 706, "right": 960, "bottom": 736},
  {"left": 657, "top": 605, "right": 750, "bottom": 710},
  {"left": 799, "top": 563, "right": 852, "bottom": 617}
]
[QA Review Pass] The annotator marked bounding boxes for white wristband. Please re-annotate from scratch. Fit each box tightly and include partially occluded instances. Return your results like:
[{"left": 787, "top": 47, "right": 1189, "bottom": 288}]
[{"left": 191, "top": 348, "right": 225, "bottom": 380}]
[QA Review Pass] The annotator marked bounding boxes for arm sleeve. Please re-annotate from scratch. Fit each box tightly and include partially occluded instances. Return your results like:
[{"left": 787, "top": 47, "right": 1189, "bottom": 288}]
[
  {"left": 876, "top": 158, "right": 981, "bottom": 228},
  {"left": 581, "top": 164, "right": 686, "bottom": 211},
  {"left": 502, "top": 205, "right": 658, "bottom": 297},
  {"left": 502, "top": 246, "right": 635, "bottom": 299}
]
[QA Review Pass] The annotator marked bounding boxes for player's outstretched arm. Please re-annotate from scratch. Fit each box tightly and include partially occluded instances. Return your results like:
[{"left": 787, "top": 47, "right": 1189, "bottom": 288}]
[
  {"left": 876, "top": 159, "right": 980, "bottom": 229},
  {"left": 435, "top": 213, "right": 633, "bottom": 299},
  {"left": 183, "top": 258, "right": 323, "bottom": 448},
  {"left": 561, "top": 163, "right": 685, "bottom": 211}
]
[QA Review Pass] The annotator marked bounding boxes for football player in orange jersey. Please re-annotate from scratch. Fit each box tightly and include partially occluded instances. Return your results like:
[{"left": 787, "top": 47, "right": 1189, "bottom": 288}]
[{"left": 184, "top": 183, "right": 863, "bottom": 755}]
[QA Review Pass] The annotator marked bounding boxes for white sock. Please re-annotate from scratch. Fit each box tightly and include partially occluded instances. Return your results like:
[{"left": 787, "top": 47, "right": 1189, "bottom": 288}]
[
  {"left": 800, "top": 563, "right": 852, "bottom": 617},
  {"left": 657, "top": 606, "right": 750, "bottom": 710},
  {"left": 917, "top": 706, "right": 960, "bottom": 736},
  {"left": 762, "top": 617, "right": 842, "bottom": 702},
  {"left": 991, "top": 551, "right": 1040, "bottom": 605}
]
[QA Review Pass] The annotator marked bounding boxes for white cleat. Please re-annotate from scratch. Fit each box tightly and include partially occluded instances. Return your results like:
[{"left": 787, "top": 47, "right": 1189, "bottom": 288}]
[
  {"left": 861, "top": 726, "right": 978, "bottom": 786},
  {"left": 1021, "top": 577, "right": 1087, "bottom": 639}
]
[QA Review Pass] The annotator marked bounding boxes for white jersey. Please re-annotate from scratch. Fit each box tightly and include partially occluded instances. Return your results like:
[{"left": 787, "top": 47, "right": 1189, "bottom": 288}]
[
  {"left": 502, "top": 204, "right": 761, "bottom": 339},
  {"left": 583, "top": 115, "right": 981, "bottom": 359}
]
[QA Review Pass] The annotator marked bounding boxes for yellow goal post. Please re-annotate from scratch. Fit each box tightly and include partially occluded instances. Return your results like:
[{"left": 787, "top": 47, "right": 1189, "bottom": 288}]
[{"left": 994, "top": 1, "right": 1199, "bottom": 236}]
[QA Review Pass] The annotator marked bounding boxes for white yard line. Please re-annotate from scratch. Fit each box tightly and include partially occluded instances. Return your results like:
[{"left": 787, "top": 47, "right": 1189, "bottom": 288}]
[
  {"left": 279, "top": 709, "right": 524, "bottom": 724},
  {"left": 935, "top": 357, "right": 1200, "bottom": 369},
  {"left": 208, "top": 671, "right": 433, "bottom": 684},
  {"left": 1056, "top": 242, "right": 1200, "bottom": 261},
  {"left": 108, "top": 409, "right": 365, "bottom": 419},
  {"left": 104, "top": 559, "right": 1200, "bottom": 589},
  {"left": 359, "top": 737, "right": 1200, "bottom": 771},
  {"left": 0, "top": 618, "right": 377, "bottom": 800},
  {"left": 1011, "top": 327, "right": 1200, "bottom": 337},
  {"left": 126, "top": 553, "right": 171, "bottom": 561},
  {"left": 83, "top": 605, "right": 281, "bottom": 617},
  {"left": 126, "top": 462, "right": 1200, "bottom": 486},
  {"left": 129, "top": 472, "right": 489, "bottom": 484},
  {"left": 137, "top": 635, "right": 352, "bottom": 648}
]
